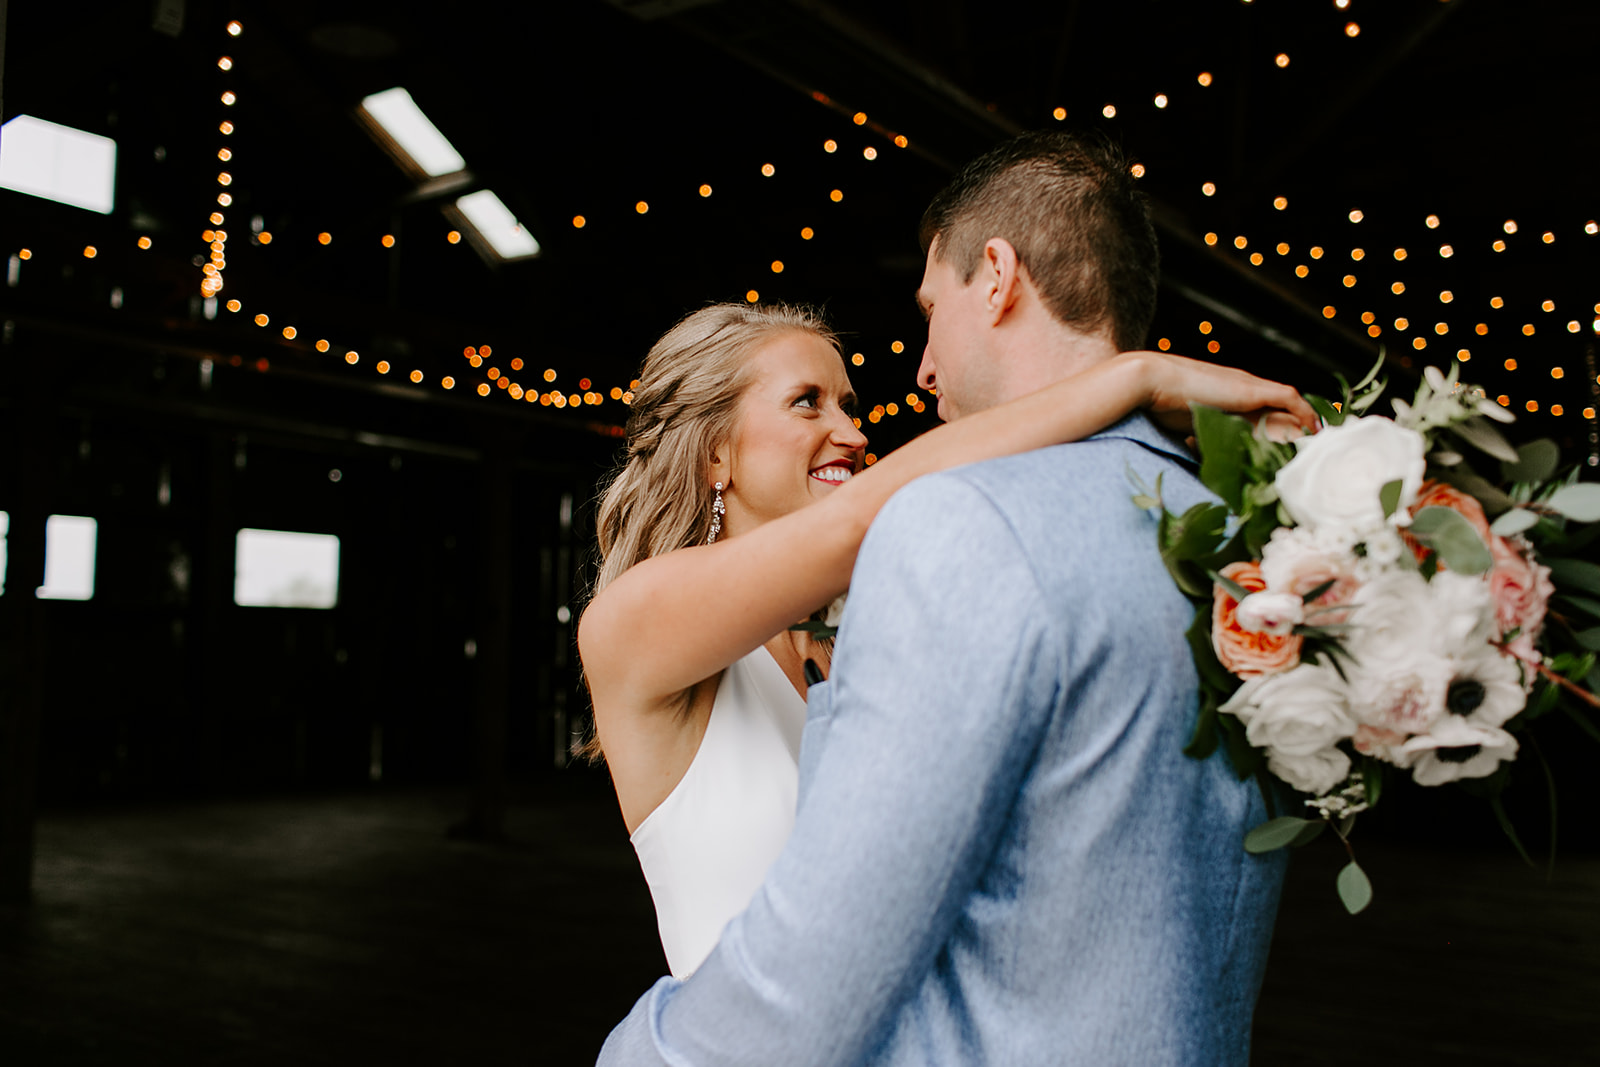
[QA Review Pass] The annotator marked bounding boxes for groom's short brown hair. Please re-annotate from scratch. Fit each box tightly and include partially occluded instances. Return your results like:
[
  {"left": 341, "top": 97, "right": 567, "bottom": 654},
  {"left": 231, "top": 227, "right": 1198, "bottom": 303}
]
[{"left": 918, "top": 129, "right": 1159, "bottom": 352}]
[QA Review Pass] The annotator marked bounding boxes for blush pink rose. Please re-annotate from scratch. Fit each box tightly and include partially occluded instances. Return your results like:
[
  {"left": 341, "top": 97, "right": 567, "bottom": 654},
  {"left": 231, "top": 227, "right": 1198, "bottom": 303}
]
[
  {"left": 1213, "top": 561, "right": 1304, "bottom": 677},
  {"left": 1487, "top": 536, "right": 1555, "bottom": 666}
]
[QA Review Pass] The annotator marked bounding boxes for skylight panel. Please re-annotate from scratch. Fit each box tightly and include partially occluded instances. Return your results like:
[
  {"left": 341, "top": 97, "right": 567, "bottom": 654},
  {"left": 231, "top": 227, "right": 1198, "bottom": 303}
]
[
  {"left": 358, "top": 87, "right": 466, "bottom": 178},
  {"left": 0, "top": 115, "right": 116, "bottom": 214},
  {"left": 454, "top": 189, "right": 541, "bottom": 260}
]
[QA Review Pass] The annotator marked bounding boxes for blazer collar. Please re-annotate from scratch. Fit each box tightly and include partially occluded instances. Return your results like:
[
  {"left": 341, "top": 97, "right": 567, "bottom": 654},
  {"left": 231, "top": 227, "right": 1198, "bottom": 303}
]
[{"left": 1087, "top": 412, "right": 1198, "bottom": 470}]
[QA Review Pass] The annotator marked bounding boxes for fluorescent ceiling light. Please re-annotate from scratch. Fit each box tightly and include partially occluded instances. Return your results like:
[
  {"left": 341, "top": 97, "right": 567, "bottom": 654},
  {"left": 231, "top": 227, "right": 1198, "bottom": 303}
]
[
  {"left": 455, "top": 189, "right": 541, "bottom": 260},
  {"left": 359, "top": 87, "right": 466, "bottom": 178},
  {"left": 38, "top": 515, "right": 98, "bottom": 601},
  {"left": 0, "top": 115, "right": 116, "bottom": 214}
]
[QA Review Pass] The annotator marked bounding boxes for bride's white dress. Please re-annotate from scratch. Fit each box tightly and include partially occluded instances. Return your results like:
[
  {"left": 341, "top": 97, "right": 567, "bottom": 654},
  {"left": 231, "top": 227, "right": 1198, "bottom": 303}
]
[{"left": 628, "top": 645, "right": 807, "bottom": 977}]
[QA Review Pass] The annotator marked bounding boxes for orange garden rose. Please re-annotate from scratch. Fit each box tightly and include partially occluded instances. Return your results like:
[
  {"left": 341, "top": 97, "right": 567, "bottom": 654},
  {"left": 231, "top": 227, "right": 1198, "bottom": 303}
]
[{"left": 1212, "top": 561, "right": 1303, "bottom": 677}]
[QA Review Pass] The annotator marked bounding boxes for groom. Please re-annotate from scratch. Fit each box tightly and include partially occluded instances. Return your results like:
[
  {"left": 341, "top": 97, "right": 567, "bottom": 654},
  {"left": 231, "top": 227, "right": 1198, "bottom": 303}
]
[{"left": 600, "top": 130, "right": 1287, "bottom": 1065}]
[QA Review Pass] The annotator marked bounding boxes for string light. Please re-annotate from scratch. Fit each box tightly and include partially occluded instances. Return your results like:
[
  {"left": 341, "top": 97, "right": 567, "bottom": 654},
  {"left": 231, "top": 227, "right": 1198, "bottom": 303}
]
[
  {"left": 221, "top": 91, "right": 236, "bottom": 106},
  {"left": 1491, "top": 296, "right": 1505, "bottom": 308},
  {"left": 1505, "top": 359, "right": 1519, "bottom": 370},
  {"left": 376, "top": 361, "right": 391, "bottom": 374},
  {"left": 572, "top": 216, "right": 585, "bottom": 228},
  {"left": 1395, "top": 318, "right": 1410, "bottom": 330},
  {"left": 410, "top": 370, "right": 424, "bottom": 383},
  {"left": 852, "top": 112, "right": 867, "bottom": 125},
  {"left": 317, "top": 232, "right": 331, "bottom": 245},
  {"left": 137, "top": 236, "right": 152, "bottom": 250},
  {"left": 760, "top": 163, "right": 776, "bottom": 177},
  {"left": 1393, "top": 248, "right": 1407, "bottom": 260},
  {"left": 829, "top": 189, "right": 843, "bottom": 202},
  {"left": 824, "top": 139, "right": 837, "bottom": 153},
  {"left": 1130, "top": 163, "right": 1145, "bottom": 178},
  {"left": 1343, "top": 275, "right": 1356, "bottom": 287},
  {"left": 800, "top": 227, "right": 814, "bottom": 240},
  {"left": 890, "top": 340, "right": 905, "bottom": 353},
  {"left": 282, "top": 327, "right": 296, "bottom": 339},
  {"left": 1345, "top": 22, "right": 1360, "bottom": 37},
  {"left": 1440, "top": 244, "right": 1454, "bottom": 258},
  {"left": 863, "top": 147, "right": 877, "bottom": 160},
  {"left": 851, "top": 353, "right": 864, "bottom": 366},
  {"left": 1492, "top": 239, "right": 1506, "bottom": 252},
  {"left": 1542, "top": 299, "right": 1555, "bottom": 311},
  {"left": 1440, "top": 291, "right": 1453, "bottom": 302},
  {"left": 1103, "top": 104, "right": 1117, "bottom": 118},
  {"left": 745, "top": 289, "right": 759, "bottom": 302},
  {"left": 1322, "top": 306, "right": 1336, "bottom": 319},
  {"left": 227, "top": 20, "right": 242, "bottom": 35},
  {"left": 1349, "top": 210, "right": 1364, "bottom": 223},
  {"left": 1522, "top": 324, "right": 1535, "bottom": 335},
  {"left": 254, "top": 313, "right": 268, "bottom": 326},
  {"left": 1504, "top": 220, "right": 1518, "bottom": 234},
  {"left": 1391, "top": 282, "right": 1405, "bottom": 294},
  {"left": 1552, "top": 367, "right": 1565, "bottom": 379},
  {"left": 1542, "top": 231, "right": 1554, "bottom": 243},
  {"left": 1310, "top": 247, "right": 1324, "bottom": 259},
  {"left": 771, "top": 260, "right": 784, "bottom": 273},
  {"left": 1234, "top": 236, "right": 1247, "bottom": 249},
  {"left": 218, "top": 57, "right": 232, "bottom": 70},
  {"left": 1197, "top": 72, "right": 1213, "bottom": 87},
  {"left": 1052, "top": 107, "right": 1067, "bottom": 120},
  {"left": 1426, "top": 215, "right": 1440, "bottom": 228},
  {"left": 1273, "top": 196, "right": 1288, "bottom": 210},
  {"left": 1202, "top": 182, "right": 1217, "bottom": 196},
  {"left": 1204, "top": 232, "right": 1218, "bottom": 245},
  {"left": 893, "top": 135, "right": 908, "bottom": 148},
  {"left": 634, "top": 202, "right": 648, "bottom": 215},
  {"left": 1250, "top": 252, "right": 1264, "bottom": 265},
  {"left": 1295, "top": 265, "right": 1309, "bottom": 277},
  {"left": 381, "top": 234, "right": 395, "bottom": 247},
  {"left": 256, "top": 232, "right": 271, "bottom": 244},
  {"left": 446, "top": 230, "right": 461, "bottom": 243},
  {"left": 1154, "top": 94, "right": 1168, "bottom": 108},
  {"left": 442, "top": 377, "right": 455, "bottom": 390},
  {"left": 1458, "top": 350, "right": 1471, "bottom": 362},
  {"left": 1275, "top": 54, "right": 1290, "bottom": 67},
  {"left": 345, "top": 352, "right": 359, "bottom": 365},
  {"left": 1351, "top": 248, "right": 1365, "bottom": 261}
]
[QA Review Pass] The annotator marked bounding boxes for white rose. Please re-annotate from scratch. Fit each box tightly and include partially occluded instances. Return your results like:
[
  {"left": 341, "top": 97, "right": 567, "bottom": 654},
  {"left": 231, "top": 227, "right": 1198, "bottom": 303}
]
[
  {"left": 1274, "top": 416, "right": 1426, "bottom": 536},
  {"left": 1401, "top": 716, "right": 1518, "bottom": 786},
  {"left": 1266, "top": 746, "right": 1352, "bottom": 798},
  {"left": 1228, "top": 662, "right": 1356, "bottom": 771},
  {"left": 1234, "top": 591, "right": 1304, "bottom": 635}
]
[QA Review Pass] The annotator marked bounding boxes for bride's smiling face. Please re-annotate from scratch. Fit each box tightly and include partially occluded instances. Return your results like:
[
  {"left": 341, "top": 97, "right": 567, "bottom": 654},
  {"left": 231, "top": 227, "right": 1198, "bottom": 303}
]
[{"left": 714, "top": 331, "right": 867, "bottom": 539}]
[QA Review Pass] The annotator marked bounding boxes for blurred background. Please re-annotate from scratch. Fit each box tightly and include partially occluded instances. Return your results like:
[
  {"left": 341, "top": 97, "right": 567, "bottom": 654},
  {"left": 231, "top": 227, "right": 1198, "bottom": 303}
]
[{"left": 0, "top": 0, "right": 1596, "bottom": 1062}]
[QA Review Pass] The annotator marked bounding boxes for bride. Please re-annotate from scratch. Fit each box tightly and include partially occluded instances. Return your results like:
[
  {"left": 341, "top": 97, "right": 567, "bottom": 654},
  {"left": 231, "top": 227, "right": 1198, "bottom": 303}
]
[{"left": 577, "top": 301, "right": 1312, "bottom": 977}]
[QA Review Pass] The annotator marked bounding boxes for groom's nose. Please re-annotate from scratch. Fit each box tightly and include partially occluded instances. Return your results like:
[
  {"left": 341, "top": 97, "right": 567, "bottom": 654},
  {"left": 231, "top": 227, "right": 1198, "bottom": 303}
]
[{"left": 916, "top": 346, "right": 937, "bottom": 393}]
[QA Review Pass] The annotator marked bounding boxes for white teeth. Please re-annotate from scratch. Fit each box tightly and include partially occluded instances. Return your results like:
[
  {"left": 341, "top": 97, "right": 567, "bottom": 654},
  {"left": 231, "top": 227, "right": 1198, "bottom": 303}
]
[{"left": 811, "top": 466, "right": 852, "bottom": 483}]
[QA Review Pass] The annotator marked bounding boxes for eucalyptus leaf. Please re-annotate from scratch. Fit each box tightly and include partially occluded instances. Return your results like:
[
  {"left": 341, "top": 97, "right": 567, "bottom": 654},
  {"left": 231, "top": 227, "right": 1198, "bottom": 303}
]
[
  {"left": 1379, "top": 479, "right": 1404, "bottom": 520},
  {"left": 1547, "top": 558, "right": 1600, "bottom": 597},
  {"left": 788, "top": 621, "right": 837, "bottom": 636},
  {"left": 1451, "top": 416, "right": 1521, "bottom": 463},
  {"left": 1501, "top": 438, "right": 1560, "bottom": 485},
  {"left": 1489, "top": 508, "right": 1540, "bottom": 537},
  {"left": 1290, "top": 820, "right": 1327, "bottom": 847},
  {"left": 1546, "top": 483, "right": 1600, "bottom": 523},
  {"left": 1349, "top": 387, "right": 1385, "bottom": 413},
  {"left": 1132, "top": 494, "right": 1159, "bottom": 511},
  {"left": 1244, "top": 816, "right": 1315, "bottom": 854},
  {"left": 1575, "top": 628, "right": 1600, "bottom": 652},
  {"left": 1430, "top": 450, "right": 1463, "bottom": 467},
  {"left": 1435, "top": 467, "right": 1516, "bottom": 515},
  {"left": 1410, "top": 506, "right": 1493, "bottom": 574},
  {"left": 1336, "top": 861, "right": 1373, "bottom": 915}
]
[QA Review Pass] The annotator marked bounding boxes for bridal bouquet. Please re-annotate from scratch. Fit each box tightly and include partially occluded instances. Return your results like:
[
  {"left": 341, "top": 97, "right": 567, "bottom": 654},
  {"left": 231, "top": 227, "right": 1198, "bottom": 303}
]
[{"left": 1135, "top": 359, "right": 1600, "bottom": 912}]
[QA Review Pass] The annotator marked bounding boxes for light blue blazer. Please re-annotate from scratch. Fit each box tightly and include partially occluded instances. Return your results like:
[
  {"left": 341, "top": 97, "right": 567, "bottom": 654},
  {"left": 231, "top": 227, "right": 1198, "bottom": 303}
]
[{"left": 600, "top": 414, "right": 1287, "bottom": 1066}]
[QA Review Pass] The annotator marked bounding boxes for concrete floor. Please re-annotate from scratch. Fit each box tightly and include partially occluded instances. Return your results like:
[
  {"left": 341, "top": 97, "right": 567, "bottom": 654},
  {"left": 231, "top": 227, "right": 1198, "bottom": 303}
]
[{"left": 1, "top": 775, "right": 1595, "bottom": 1065}]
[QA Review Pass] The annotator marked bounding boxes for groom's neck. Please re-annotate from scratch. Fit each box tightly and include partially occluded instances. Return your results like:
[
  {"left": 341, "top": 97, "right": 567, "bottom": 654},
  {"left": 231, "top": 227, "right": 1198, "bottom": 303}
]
[{"left": 982, "top": 324, "right": 1119, "bottom": 411}]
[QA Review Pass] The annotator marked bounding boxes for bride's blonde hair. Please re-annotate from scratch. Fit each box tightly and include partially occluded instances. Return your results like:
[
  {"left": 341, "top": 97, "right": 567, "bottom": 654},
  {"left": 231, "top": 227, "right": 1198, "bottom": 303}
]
[
  {"left": 576, "top": 304, "right": 838, "bottom": 762},
  {"left": 590, "top": 302, "right": 839, "bottom": 599}
]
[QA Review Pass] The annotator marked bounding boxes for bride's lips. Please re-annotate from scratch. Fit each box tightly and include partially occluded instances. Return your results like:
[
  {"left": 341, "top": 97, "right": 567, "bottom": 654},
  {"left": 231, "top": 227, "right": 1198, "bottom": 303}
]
[{"left": 809, "top": 459, "right": 855, "bottom": 485}]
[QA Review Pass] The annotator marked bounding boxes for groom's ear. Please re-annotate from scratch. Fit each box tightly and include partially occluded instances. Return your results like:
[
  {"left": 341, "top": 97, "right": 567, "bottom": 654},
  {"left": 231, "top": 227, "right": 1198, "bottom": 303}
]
[{"left": 982, "top": 238, "right": 1024, "bottom": 326}]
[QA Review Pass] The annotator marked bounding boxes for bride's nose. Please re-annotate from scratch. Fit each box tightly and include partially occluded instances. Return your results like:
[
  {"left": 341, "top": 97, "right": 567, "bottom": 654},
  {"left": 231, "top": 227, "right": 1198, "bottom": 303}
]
[{"left": 831, "top": 410, "right": 867, "bottom": 452}]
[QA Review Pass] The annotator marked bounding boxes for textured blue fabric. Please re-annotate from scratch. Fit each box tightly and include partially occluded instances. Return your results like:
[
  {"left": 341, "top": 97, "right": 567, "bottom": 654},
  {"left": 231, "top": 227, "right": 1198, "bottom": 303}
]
[{"left": 599, "top": 414, "right": 1286, "bottom": 1066}]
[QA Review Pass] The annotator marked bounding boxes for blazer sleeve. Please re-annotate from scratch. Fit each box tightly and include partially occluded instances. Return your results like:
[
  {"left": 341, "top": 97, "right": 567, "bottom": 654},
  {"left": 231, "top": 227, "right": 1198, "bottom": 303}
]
[{"left": 598, "top": 473, "right": 1064, "bottom": 1066}]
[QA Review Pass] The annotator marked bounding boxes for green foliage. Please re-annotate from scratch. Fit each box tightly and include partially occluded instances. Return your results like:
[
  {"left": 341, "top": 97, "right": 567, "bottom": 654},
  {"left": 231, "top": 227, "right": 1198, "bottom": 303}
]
[
  {"left": 1336, "top": 861, "right": 1373, "bottom": 914},
  {"left": 1306, "top": 395, "right": 1344, "bottom": 427},
  {"left": 1547, "top": 558, "right": 1600, "bottom": 597},
  {"left": 1547, "top": 483, "right": 1600, "bottom": 523},
  {"left": 1379, "top": 479, "right": 1404, "bottom": 520},
  {"left": 1193, "top": 406, "right": 1253, "bottom": 512},
  {"left": 1576, "top": 628, "right": 1600, "bottom": 652},
  {"left": 1554, "top": 596, "right": 1600, "bottom": 623},
  {"left": 1501, "top": 438, "right": 1560, "bottom": 484},
  {"left": 1409, "top": 506, "right": 1494, "bottom": 574},
  {"left": 1489, "top": 508, "right": 1540, "bottom": 537},
  {"left": 1244, "top": 816, "right": 1315, "bottom": 853},
  {"left": 1449, "top": 416, "right": 1521, "bottom": 464}
]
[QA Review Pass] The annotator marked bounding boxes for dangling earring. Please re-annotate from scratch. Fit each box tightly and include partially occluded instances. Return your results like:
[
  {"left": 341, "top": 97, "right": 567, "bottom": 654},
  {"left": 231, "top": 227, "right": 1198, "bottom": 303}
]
[{"left": 706, "top": 482, "right": 726, "bottom": 544}]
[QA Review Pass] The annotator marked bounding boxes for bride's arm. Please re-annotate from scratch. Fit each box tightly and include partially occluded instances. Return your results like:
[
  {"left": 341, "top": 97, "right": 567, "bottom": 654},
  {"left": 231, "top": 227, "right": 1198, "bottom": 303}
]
[{"left": 579, "top": 351, "right": 1312, "bottom": 711}]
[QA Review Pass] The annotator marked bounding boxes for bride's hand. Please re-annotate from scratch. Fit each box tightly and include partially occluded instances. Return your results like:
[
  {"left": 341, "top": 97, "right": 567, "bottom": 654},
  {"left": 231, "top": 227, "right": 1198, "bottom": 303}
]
[{"left": 1123, "top": 350, "right": 1318, "bottom": 440}]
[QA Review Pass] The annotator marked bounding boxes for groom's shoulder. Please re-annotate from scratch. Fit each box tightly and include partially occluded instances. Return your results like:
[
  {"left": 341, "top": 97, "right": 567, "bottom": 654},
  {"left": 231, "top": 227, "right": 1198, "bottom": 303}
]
[{"left": 874, "top": 414, "right": 1210, "bottom": 561}]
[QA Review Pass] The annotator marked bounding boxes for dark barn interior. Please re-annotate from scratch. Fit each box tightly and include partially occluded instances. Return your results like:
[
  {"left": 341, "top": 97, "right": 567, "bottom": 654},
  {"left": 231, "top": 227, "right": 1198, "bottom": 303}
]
[{"left": 1, "top": 0, "right": 1598, "bottom": 1063}]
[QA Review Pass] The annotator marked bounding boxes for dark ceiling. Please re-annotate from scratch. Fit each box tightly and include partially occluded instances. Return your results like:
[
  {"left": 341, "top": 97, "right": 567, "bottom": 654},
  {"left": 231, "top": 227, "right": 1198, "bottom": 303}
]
[{"left": 3, "top": 0, "right": 1597, "bottom": 458}]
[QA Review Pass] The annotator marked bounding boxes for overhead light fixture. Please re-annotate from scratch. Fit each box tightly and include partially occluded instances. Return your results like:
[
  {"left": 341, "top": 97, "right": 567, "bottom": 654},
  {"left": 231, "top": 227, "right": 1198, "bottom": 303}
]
[
  {"left": 0, "top": 115, "right": 116, "bottom": 214},
  {"left": 357, "top": 87, "right": 466, "bottom": 178},
  {"left": 452, "top": 189, "right": 540, "bottom": 260}
]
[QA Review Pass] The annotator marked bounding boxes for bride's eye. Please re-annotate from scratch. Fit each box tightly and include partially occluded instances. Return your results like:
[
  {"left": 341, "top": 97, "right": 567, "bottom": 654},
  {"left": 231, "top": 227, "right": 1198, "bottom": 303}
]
[{"left": 793, "top": 391, "right": 819, "bottom": 410}]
